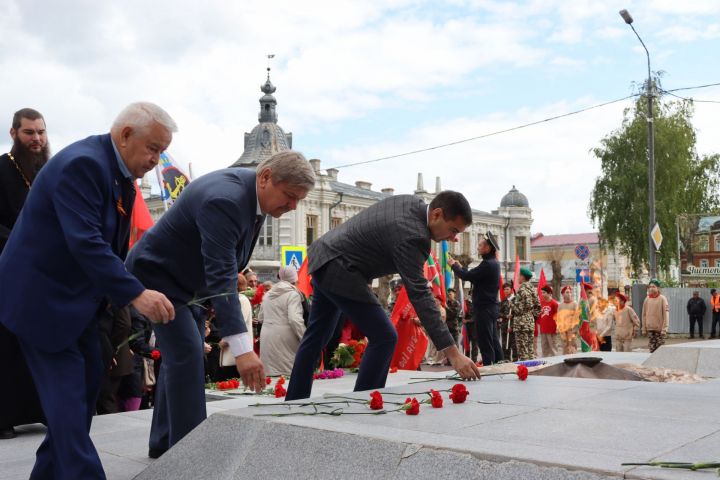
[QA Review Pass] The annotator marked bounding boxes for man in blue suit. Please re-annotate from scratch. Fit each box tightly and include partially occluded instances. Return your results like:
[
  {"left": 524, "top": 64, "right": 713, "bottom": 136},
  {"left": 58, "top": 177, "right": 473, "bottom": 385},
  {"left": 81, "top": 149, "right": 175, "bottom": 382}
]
[
  {"left": 0, "top": 102, "right": 177, "bottom": 480},
  {"left": 125, "top": 150, "right": 316, "bottom": 457}
]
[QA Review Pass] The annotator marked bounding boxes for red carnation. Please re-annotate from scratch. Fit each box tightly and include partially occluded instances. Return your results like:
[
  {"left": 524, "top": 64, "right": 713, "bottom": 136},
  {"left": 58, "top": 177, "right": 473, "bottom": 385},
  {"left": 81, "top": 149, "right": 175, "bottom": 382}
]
[
  {"left": 449, "top": 384, "right": 469, "bottom": 404},
  {"left": 389, "top": 366, "right": 398, "bottom": 373},
  {"left": 216, "top": 381, "right": 229, "bottom": 390},
  {"left": 228, "top": 379, "right": 240, "bottom": 389},
  {"left": 265, "top": 377, "right": 272, "bottom": 385},
  {"left": 403, "top": 397, "right": 420, "bottom": 415},
  {"left": 369, "top": 391, "right": 384, "bottom": 410},
  {"left": 274, "top": 384, "right": 287, "bottom": 398},
  {"left": 276, "top": 376, "right": 286, "bottom": 386},
  {"left": 517, "top": 364, "right": 529, "bottom": 381},
  {"left": 429, "top": 389, "right": 443, "bottom": 408},
  {"left": 150, "top": 349, "right": 161, "bottom": 361}
]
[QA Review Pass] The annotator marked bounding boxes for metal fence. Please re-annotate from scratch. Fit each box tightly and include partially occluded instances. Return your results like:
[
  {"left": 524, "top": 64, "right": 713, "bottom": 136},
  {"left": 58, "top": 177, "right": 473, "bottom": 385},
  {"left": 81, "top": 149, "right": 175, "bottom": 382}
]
[{"left": 629, "top": 286, "right": 716, "bottom": 335}]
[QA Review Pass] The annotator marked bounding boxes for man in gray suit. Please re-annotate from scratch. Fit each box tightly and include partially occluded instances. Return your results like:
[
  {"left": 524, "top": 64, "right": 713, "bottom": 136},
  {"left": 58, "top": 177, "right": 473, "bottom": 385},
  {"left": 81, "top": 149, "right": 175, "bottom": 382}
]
[
  {"left": 126, "top": 150, "right": 315, "bottom": 457},
  {"left": 286, "top": 191, "right": 481, "bottom": 400}
]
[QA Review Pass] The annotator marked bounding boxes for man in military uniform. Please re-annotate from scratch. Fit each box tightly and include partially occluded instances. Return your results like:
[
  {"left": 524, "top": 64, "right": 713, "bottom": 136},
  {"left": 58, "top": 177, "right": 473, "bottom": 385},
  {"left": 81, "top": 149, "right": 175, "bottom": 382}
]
[
  {"left": 445, "top": 288, "right": 462, "bottom": 350},
  {"left": 510, "top": 267, "right": 541, "bottom": 360},
  {"left": 499, "top": 281, "right": 515, "bottom": 361}
]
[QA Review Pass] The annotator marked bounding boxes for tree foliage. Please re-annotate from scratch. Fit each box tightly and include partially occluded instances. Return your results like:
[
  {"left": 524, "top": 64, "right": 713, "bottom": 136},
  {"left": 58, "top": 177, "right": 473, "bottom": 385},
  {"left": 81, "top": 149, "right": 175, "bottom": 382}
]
[{"left": 588, "top": 79, "right": 720, "bottom": 276}]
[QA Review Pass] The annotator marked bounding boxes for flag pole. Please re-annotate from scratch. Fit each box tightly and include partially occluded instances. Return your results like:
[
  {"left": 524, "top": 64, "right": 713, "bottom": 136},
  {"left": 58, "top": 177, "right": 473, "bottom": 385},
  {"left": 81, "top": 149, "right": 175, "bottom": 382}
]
[{"left": 155, "top": 165, "right": 169, "bottom": 212}]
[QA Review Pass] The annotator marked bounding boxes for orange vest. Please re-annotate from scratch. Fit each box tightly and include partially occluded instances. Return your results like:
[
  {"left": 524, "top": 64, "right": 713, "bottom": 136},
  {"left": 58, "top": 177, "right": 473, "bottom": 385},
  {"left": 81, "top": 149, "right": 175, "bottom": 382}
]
[{"left": 712, "top": 295, "right": 720, "bottom": 313}]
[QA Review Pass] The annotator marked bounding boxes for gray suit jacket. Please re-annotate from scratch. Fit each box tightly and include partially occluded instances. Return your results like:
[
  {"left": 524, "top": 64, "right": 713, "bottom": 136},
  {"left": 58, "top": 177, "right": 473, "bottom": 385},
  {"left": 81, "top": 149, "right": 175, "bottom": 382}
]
[
  {"left": 126, "top": 168, "right": 262, "bottom": 339},
  {"left": 310, "top": 195, "right": 453, "bottom": 350}
]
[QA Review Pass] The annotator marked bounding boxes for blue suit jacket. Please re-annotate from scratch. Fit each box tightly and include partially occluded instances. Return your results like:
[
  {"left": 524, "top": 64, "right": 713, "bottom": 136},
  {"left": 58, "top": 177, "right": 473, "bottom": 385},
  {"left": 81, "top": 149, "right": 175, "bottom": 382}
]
[
  {"left": 0, "top": 134, "right": 145, "bottom": 352},
  {"left": 125, "top": 168, "right": 263, "bottom": 338}
]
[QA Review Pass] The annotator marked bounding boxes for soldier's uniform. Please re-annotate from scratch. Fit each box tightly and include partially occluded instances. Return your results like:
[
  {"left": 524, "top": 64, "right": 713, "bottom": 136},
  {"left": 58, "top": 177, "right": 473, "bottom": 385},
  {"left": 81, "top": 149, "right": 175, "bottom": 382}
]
[
  {"left": 499, "top": 297, "right": 515, "bottom": 361},
  {"left": 511, "top": 281, "right": 541, "bottom": 360}
]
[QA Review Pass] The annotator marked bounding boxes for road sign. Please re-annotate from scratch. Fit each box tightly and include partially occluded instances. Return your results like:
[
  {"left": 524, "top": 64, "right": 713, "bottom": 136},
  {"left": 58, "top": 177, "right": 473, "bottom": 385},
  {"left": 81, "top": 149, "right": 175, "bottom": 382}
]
[
  {"left": 651, "top": 223, "right": 663, "bottom": 250},
  {"left": 575, "top": 244, "right": 590, "bottom": 260},
  {"left": 281, "top": 246, "right": 306, "bottom": 272},
  {"left": 575, "top": 268, "right": 590, "bottom": 283}
]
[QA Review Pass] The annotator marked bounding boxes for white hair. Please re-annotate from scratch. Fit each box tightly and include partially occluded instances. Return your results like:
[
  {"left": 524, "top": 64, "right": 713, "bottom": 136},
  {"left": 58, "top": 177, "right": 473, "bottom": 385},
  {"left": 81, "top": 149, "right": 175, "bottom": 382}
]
[
  {"left": 256, "top": 150, "right": 316, "bottom": 191},
  {"left": 111, "top": 102, "right": 178, "bottom": 134}
]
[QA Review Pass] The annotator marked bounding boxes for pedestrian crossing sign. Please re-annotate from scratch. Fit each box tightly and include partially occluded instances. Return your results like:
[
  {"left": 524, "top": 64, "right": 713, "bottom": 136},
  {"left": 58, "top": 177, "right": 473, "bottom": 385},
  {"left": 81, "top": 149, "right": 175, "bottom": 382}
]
[{"left": 281, "top": 246, "right": 306, "bottom": 271}]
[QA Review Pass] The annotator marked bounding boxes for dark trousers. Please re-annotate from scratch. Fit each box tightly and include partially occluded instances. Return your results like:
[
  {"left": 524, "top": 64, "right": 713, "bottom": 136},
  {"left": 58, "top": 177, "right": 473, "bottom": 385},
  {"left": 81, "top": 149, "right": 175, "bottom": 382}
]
[
  {"left": 599, "top": 335, "right": 612, "bottom": 352},
  {"left": 0, "top": 323, "right": 44, "bottom": 429},
  {"left": 712, "top": 312, "right": 720, "bottom": 337},
  {"left": 149, "top": 307, "right": 206, "bottom": 452},
  {"left": 286, "top": 281, "right": 398, "bottom": 401},
  {"left": 689, "top": 315, "right": 704, "bottom": 337},
  {"left": 463, "top": 322, "right": 479, "bottom": 361},
  {"left": 474, "top": 304, "right": 503, "bottom": 365},
  {"left": 20, "top": 324, "right": 105, "bottom": 480}
]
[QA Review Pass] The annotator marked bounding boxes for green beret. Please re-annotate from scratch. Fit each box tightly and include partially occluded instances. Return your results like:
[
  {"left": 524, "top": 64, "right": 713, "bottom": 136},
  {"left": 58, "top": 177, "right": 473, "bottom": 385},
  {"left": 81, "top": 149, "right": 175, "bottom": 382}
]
[
  {"left": 649, "top": 278, "right": 661, "bottom": 287},
  {"left": 520, "top": 267, "right": 533, "bottom": 280}
]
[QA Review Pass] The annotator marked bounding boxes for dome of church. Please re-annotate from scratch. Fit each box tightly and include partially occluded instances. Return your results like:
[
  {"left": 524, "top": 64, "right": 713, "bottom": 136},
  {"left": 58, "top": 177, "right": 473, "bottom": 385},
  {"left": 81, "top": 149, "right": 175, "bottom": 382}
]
[
  {"left": 500, "top": 185, "right": 529, "bottom": 208},
  {"left": 230, "top": 68, "right": 292, "bottom": 168}
]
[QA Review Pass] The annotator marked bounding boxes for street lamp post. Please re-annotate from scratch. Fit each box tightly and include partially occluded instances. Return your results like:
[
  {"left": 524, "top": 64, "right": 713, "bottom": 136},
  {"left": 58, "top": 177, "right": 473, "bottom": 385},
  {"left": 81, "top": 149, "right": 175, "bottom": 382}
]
[{"left": 620, "top": 8, "right": 656, "bottom": 279}]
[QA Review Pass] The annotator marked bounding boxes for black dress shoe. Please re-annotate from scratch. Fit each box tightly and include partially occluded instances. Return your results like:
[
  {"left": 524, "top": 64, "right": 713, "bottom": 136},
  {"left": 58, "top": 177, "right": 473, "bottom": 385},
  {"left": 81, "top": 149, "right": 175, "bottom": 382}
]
[
  {"left": 0, "top": 427, "right": 16, "bottom": 439},
  {"left": 148, "top": 447, "right": 167, "bottom": 459}
]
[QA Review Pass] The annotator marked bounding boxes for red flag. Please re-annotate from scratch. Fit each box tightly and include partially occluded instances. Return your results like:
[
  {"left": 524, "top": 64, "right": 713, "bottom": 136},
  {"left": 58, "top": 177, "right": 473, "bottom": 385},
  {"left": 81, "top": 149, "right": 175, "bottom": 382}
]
[
  {"left": 499, "top": 272, "right": 507, "bottom": 301},
  {"left": 537, "top": 269, "right": 547, "bottom": 298},
  {"left": 512, "top": 254, "right": 521, "bottom": 293},
  {"left": 424, "top": 253, "right": 446, "bottom": 306},
  {"left": 578, "top": 283, "right": 600, "bottom": 352},
  {"left": 296, "top": 257, "right": 313, "bottom": 297},
  {"left": 129, "top": 182, "right": 154, "bottom": 249},
  {"left": 389, "top": 287, "right": 428, "bottom": 371}
]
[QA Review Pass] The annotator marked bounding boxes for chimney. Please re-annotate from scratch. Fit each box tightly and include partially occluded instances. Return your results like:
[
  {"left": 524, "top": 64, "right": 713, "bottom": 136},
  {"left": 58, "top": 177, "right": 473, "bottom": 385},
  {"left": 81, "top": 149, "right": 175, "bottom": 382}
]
[
  {"left": 415, "top": 173, "right": 426, "bottom": 193},
  {"left": 435, "top": 176, "right": 441, "bottom": 193},
  {"left": 355, "top": 180, "right": 372, "bottom": 190},
  {"left": 309, "top": 158, "right": 321, "bottom": 174},
  {"left": 326, "top": 168, "right": 338, "bottom": 180},
  {"left": 381, "top": 187, "right": 395, "bottom": 195}
]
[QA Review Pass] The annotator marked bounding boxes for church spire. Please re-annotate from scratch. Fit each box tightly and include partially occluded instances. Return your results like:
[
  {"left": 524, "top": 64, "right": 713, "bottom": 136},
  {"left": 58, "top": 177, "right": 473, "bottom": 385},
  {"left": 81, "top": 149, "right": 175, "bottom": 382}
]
[{"left": 258, "top": 67, "right": 278, "bottom": 123}]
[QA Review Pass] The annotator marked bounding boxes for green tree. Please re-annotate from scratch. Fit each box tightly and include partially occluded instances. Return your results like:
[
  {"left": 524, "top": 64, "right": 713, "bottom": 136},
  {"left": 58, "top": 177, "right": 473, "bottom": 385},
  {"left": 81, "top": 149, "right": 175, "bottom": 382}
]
[{"left": 588, "top": 79, "right": 720, "bottom": 276}]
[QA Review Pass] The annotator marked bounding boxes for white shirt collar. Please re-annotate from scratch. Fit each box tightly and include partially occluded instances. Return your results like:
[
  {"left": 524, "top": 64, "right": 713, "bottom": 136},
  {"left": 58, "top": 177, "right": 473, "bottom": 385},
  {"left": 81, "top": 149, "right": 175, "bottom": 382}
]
[{"left": 255, "top": 178, "right": 263, "bottom": 216}]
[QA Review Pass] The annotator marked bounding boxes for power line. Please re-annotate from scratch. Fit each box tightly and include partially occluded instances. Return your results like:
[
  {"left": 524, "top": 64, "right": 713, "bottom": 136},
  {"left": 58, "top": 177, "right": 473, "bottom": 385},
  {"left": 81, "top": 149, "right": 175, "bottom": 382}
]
[
  {"left": 660, "top": 89, "right": 720, "bottom": 104},
  {"left": 327, "top": 81, "right": 720, "bottom": 170},
  {"left": 328, "top": 94, "right": 638, "bottom": 169},
  {"left": 663, "top": 81, "right": 720, "bottom": 93}
]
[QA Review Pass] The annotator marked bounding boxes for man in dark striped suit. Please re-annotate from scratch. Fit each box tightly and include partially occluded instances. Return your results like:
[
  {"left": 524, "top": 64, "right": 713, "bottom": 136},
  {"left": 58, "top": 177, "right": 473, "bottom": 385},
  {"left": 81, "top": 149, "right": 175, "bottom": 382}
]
[{"left": 286, "top": 191, "right": 481, "bottom": 400}]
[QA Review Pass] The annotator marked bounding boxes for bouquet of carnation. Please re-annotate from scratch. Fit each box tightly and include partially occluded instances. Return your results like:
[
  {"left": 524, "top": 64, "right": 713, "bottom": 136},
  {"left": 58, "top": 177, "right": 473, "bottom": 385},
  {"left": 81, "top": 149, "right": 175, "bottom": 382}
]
[{"left": 330, "top": 339, "right": 367, "bottom": 369}]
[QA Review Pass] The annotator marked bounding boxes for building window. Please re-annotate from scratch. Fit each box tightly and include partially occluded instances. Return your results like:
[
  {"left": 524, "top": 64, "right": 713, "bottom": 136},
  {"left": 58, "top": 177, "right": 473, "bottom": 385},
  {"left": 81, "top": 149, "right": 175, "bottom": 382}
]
[
  {"left": 715, "top": 259, "right": 720, "bottom": 268},
  {"left": 462, "top": 232, "right": 471, "bottom": 256},
  {"left": 331, "top": 217, "right": 343, "bottom": 229},
  {"left": 714, "top": 235, "right": 720, "bottom": 252},
  {"left": 258, "top": 216, "right": 273, "bottom": 246},
  {"left": 698, "top": 235, "right": 710, "bottom": 252},
  {"left": 515, "top": 236, "right": 527, "bottom": 260},
  {"left": 306, "top": 215, "right": 318, "bottom": 245},
  {"left": 700, "top": 259, "right": 709, "bottom": 268}
]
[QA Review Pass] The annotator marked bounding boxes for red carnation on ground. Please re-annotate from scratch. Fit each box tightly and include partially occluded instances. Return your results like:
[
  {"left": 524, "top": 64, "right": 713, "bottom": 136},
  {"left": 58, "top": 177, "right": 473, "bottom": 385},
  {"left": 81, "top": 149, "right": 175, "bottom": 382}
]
[
  {"left": 402, "top": 397, "right": 420, "bottom": 415},
  {"left": 449, "top": 384, "right": 469, "bottom": 404},
  {"left": 429, "top": 389, "right": 443, "bottom": 408},
  {"left": 228, "top": 379, "right": 240, "bottom": 389},
  {"left": 265, "top": 377, "right": 272, "bottom": 385},
  {"left": 274, "top": 384, "right": 287, "bottom": 398},
  {"left": 276, "top": 376, "right": 286, "bottom": 386},
  {"left": 216, "top": 381, "right": 229, "bottom": 390},
  {"left": 517, "top": 365, "right": 529, "bottom": 381},
  {"left": 150, "top": 349, "right": 161, "bottom": 361},
  {"left": 369, "top": 391, "right": 384, "bottom": 410}
]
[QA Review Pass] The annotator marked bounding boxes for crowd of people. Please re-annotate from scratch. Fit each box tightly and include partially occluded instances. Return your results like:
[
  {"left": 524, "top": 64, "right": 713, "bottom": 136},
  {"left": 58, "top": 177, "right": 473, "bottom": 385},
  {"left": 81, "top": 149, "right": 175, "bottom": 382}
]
[{"left": 0, "top": 104, "right": 713, "bottom": 480}]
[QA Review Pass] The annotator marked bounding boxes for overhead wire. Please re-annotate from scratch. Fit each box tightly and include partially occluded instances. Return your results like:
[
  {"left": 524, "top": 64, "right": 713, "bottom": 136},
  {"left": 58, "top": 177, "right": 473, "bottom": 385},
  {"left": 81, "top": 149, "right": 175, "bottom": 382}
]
[{"left": 326, "top": 81, "right": 720, "bottom": 170}]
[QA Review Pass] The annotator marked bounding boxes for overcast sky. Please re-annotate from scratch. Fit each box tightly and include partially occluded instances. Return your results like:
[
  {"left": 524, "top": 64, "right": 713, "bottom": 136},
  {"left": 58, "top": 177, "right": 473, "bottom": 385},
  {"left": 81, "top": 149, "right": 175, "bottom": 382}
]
[{"left": 1, "top": 0, "right": 719, "bottom": 234}]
